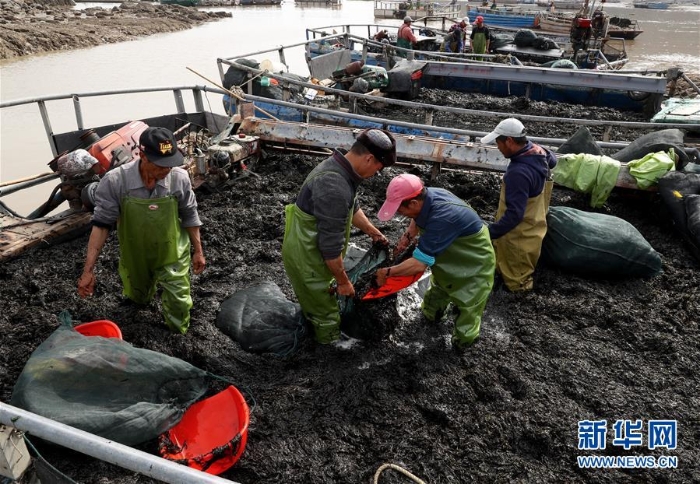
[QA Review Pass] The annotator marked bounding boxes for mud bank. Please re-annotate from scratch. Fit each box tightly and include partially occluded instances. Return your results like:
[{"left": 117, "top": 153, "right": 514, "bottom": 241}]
[
  {"left": 1, "top": 121, "right": 699, "bottom": 482},
  {"left": 0, "top": 0, "right": 229, "bottom": 59}
]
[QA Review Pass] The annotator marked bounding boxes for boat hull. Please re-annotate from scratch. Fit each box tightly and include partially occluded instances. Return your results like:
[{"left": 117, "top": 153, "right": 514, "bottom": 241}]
[{"left": 467, "top": 10, "right": 537, "bottom": 29}]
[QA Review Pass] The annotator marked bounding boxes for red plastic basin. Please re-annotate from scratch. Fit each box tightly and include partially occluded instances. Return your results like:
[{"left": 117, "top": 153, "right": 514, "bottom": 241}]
[
  {"left": 159, "top": 385, "right": 250, "bottom": 475},
  {"left": 74, "top": 320, "right": 123, "bottom": 339}
]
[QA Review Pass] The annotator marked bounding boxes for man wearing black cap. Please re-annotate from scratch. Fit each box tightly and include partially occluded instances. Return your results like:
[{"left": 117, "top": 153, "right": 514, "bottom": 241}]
[
  {"left": 78, "top": 127, "right": 205, "bottom": 334},
  {"left": 282, "top": 128, "right": 396, "bottom": 344}
]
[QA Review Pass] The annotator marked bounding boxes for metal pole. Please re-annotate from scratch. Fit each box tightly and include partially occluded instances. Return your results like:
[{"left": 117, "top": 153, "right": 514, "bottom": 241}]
[{"left": 0, "top": 403, "right": 241, "bottom": 484}]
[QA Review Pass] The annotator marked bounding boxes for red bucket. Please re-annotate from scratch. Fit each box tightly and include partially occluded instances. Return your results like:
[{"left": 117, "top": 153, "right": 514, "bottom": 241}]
[
  {"left": 74, "top": 320, "right": 123, "bottom": 339},
  {"left": 159, "top": 386, "right": 250, "bottom": 475}
]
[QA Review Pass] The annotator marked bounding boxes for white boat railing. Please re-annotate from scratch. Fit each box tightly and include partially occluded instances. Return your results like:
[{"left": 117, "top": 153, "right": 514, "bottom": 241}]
[
  {"left": 0, "top": 85, "right": 222, "bottom": 159},
  {"left": 216, "top": 56, "right": 700, "bottom": 142}
]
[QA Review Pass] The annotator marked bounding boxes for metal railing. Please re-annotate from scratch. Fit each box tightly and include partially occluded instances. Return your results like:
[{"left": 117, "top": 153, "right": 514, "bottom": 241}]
[{"left": 0, "top": 85, "right": 224, "bottom": 159}]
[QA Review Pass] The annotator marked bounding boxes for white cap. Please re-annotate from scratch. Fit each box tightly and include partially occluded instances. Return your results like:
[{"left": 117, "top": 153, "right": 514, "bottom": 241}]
[
  {"left": 480, "top": 118, "right": 526, "bottom": 144},
  {"left": 404, "top": 16, "right": 413, "bottom": 22}
]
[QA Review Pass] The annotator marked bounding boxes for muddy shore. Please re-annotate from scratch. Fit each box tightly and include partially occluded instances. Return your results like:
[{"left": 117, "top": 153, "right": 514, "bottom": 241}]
[
  {"left": 0, "top": 0, "right": 229, "bottom": 60},
  {"left": 2, "top": 112, "right": 699, "bottom": 482}
]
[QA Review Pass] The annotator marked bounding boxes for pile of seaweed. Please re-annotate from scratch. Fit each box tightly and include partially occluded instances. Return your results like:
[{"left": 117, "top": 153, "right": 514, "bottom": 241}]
[{"left": 1, "top": 131, "right": 698, "bottom": 483}]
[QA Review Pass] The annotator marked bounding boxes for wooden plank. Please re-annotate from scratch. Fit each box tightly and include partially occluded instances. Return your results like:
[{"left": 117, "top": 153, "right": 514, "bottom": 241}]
[{"left": 1, "top": 211, "right": 92, "bottom": 262}]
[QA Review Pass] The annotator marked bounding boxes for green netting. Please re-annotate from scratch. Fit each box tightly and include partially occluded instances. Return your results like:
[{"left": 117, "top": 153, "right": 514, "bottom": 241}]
[
  {"left": 10, "top": 312, "right": 209, "bottom": 446},
  {"left": 216, "top": 281, "right": 308, "bottom": 356},
  {"left": 542, "top": 207, "right": 662, "bottom": 278}
]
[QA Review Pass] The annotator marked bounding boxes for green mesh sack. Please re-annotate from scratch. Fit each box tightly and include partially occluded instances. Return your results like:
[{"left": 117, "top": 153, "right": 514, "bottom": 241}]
[
  {"left": 542, "top": 207, "right": 662, "bottom": 278},
  {"left": 10, "top": 312, "right": 209, "bottom": 446}
]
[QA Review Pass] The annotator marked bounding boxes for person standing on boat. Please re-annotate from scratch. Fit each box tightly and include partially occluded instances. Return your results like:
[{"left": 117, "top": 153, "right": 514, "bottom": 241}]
[
  {"left": 441, "top": 28, "right": 464, "bottom": 53},
  {"left": 481, "top": 118, "right": 557, "bottom": 292},
  {"left": 373, "top": 174, "right": 495, "bottom": 350},
  {"left": 397, "top": 16, "right": 418, "bottom": 56},
  {"left": 282, "top": 129, "right": 396, "bottom": 345},
  {"left": 470, "top": 16, "right": 491, "bottom": 54},
  {"left": 77, "top": 127, "right": 205, "bottom": 334},
  {"left": 450, "top": 18, "right": 469, "bottom": 48}
]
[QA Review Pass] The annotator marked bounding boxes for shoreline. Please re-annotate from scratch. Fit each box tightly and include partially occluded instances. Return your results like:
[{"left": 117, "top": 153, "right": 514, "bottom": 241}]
[{"left": 0, "top": 1, "right": 230, "bottom": 60}]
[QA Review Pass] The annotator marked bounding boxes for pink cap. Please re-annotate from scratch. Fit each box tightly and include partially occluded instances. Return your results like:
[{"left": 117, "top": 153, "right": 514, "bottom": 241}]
[
  {"left": 476, "top": 15, "right": 484, "bottom": 23},
  {"left": 378, "top": 174, "right": 424, "bottom": 221}
]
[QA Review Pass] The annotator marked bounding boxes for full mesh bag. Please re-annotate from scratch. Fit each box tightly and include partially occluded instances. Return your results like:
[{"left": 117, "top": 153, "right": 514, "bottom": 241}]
[
  {"left": 223, "top": 58, "right": 260, "bottom": 90},
  {"left": 10, "top": 312, "right": 209, "bottom": 446},
  {"left": 339, "top": 243, "right": 401, "bottom": 341},
  {"left": 611, "top": 129, "right": 693, "bottom": 168},
  {"left": 514, "top": 29, "right": 538, "bottom": 47},
  {"left": 542, "top": 206, "right": 662, "bottom": 278},
  {"left": 216, "top": 281, "right": 308, "bottom": 356},
  {"left": 557, "top": 126, "right": 603, "bottom": 156}
]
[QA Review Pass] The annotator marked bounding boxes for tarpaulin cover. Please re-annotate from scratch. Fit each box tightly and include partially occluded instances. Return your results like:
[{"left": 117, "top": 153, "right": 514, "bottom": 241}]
[
  {"left": 216, "top": 281, "right": 307, "bottom": 356},
  {"left": 542, "top": 206, "right": 662, "bottom": 278},
  {"left": 10, "top": 312, "right": 209, "bottom": 446},
  {"left": 552, "top": 154, "right": 621, "bottom": 207},
  {"left": 627, "top": 149, "right": 676, "bottom": 189}
]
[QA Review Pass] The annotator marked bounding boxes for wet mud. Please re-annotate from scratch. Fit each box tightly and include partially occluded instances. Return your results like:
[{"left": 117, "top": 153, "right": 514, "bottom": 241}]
[{"left": 1, "top": 108, "right": 699, "bottom": 483}]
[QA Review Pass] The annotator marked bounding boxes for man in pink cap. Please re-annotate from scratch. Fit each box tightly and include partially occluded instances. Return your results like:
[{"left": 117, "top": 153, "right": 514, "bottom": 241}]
[
  {"left": 374, "top": 174, "right": 495, "bottom": 350},
  {"left": 469, "top": 15, "right": 491, "bottom": 54}
]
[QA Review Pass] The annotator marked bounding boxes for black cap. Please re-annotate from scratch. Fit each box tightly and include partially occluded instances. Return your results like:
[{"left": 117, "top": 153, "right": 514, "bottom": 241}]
[
  {"left": 139, "top": 127, "right": 184, "bottom": 168},
  {"left": 357, "top": 129, "right": 397, "bottom": 168}
]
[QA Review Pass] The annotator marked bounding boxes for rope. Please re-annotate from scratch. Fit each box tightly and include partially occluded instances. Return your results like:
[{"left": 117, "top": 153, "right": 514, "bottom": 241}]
[
  {"left": 23, "top": 434, "right": 80, "bottom": 484},
  {"left": 373, "top": 463, "right": 426, "bottom": 484}
]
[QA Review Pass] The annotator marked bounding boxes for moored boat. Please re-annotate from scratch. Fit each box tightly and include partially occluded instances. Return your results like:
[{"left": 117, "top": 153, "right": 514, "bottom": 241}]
[
  {"left": 160, "top": 0, "right": 201, "bottom": 6},
  {"left": 467, "top": 7, "right": 539, "bottom": 29},
  {"left": 373, "top": 0, "right": 466, "bottom": 20},
  {"left": 632, "top": 0, "right": 670, "bottom": 9}
]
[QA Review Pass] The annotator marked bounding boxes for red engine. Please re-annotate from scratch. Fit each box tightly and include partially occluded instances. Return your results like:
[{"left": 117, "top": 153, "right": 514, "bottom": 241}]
[{"left": 87, "top": 121, "right": 148, "bottom": 175}]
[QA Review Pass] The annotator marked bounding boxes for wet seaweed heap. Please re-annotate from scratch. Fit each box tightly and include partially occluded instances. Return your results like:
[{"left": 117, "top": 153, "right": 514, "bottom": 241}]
[{"left": 1, "top": 112, "right": 699, "bottom": 483}]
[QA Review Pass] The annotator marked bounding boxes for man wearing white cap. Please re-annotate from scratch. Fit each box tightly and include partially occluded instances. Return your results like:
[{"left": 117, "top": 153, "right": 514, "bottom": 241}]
[
  {"left": 282, "top": 129, "right": 396, "bottom": 344},
  {"left": 481, "top": 118, "right": 557, "bottom": 292},
  {"left": 397, "top": 16, "right": 418, "bottom": 55},
  {"left": 374, "top": 174, "right": 495, "bottom": 350}
]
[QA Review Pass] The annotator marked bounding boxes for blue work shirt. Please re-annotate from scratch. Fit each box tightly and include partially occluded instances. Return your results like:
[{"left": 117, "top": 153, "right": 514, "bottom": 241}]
[{"left": 414, "top": 188, "right": 485, "bottom": 265}]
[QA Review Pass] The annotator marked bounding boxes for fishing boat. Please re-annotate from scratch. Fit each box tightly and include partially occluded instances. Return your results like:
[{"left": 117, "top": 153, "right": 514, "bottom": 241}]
[
  {"left": 4, "top": 76, "right": 697, "bottom": 263},
  {"left": 536, "top": 0, "right": 585, "bottom": 8},
  {"left": 373, "top": 0, "right": 466, "bottom": 20},
  {"left": 301, "top": 29, "right": 648, "bottom": 103},
  {"left": 466, "top": 7, "right": 540, "bottom": 29},
  {"left": 536, "top": 12, "right": 643, "bottom": 40},
  {"left": 632, "top": 0, "right": 670, "bottom": 8},
  {"left": 306, "top": 22, "right": 629, "bottom": 71},
  {"left": 160, "top": 0, "right": 201, "bottom": 6},
  {"left": 237, "top": 0, "right": 282, "bottom": 5}
]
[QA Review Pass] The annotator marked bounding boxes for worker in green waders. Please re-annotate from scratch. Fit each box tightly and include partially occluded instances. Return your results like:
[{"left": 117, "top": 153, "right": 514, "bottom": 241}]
[
  {"left": 78, "top": 127, "right": 205, "bottom": 334},
  {"left": 373, "top": 174, "right": 495, "bottom": 351},
  {"left": 469, "top": 16, "right": 491, "bottom": 54},
  {"left": 397, "top": 16, "right": 418, "bottom": 57},
  {"left": 481, "top": 118, "right": 557, "bottom": 292},
  {"left": 282, "top": 129, "right": 397, "bottom": 344}
]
